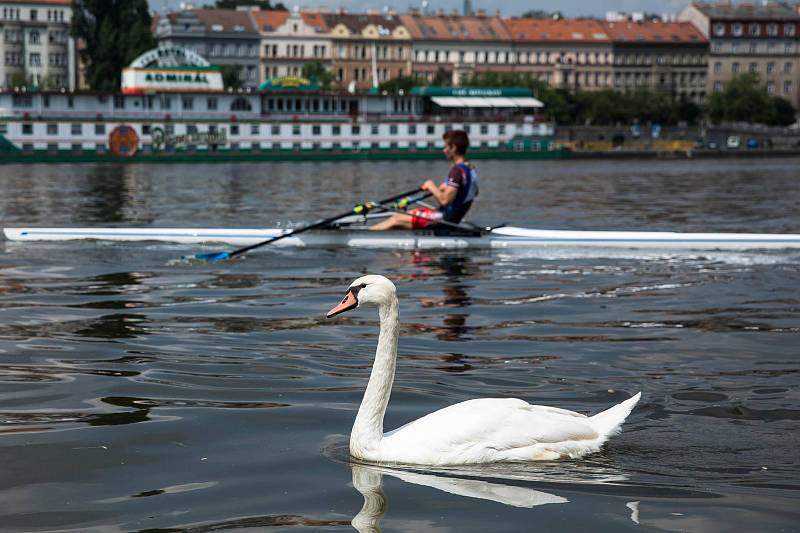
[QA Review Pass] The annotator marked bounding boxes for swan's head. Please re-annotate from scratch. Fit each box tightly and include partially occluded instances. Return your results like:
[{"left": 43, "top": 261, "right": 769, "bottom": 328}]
[{"left": 327, "top": 275, "right": 396, "bottom": 318}]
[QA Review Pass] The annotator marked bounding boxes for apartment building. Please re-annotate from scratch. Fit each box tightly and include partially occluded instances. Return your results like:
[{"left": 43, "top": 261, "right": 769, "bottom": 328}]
[
  {"left": 505, "top": 19, "right": 613, "bottom": 90},
  {"left": 0, "top": 0, "right": 75, "bottom": 90},
  {"left": 399, "top": 11, "right": 513, "bottom": 85},
  {"left": 679, "top": 1, "right": 800, "bottom": 107},
  {"left": 603, "top": 21, "right": 708, "bottom": 103},
  {"left": 252, "top": 8, "right": 332, "bottom": 81},
  {"left": 154, "top": 8, "right": 261, "bottom": 88}
]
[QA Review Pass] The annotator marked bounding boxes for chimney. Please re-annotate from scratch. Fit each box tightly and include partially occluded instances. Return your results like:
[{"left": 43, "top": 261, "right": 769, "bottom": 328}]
[
  {"left": 408, "top": 7, "right": 420, "bottom": 15},
  {"left": 436, "top": 8, "right": 444, "bottom": 16},
  {"left": 476, "top": 8, "right": 486, "bottom": 17}
]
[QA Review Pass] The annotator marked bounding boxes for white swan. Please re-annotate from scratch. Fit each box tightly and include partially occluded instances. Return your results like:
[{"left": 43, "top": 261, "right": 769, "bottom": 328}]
[{"left": 328, "top": 275, "right": 641, "bottom": 465}]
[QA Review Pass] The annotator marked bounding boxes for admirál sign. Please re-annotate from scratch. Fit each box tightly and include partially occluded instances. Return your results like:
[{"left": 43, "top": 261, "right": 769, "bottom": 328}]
[{"left": 121, "top": 46, "right": 223, "bottom": 94}]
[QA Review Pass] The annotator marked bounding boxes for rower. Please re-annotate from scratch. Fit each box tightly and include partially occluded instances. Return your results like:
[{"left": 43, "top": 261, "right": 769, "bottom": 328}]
[{"left": 370, "top": 130, "right": 478, "bottom": 231}]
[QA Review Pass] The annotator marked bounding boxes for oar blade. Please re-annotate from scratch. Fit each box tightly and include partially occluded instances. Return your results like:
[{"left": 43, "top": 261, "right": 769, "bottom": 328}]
[{"left": 192, "top": 251, "right": 232, "bottom": 262}]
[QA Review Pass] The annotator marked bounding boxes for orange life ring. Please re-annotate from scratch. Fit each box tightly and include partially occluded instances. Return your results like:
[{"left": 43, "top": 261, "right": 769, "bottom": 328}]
[{"left": 108, "top": 125, "right": 139, "bottom": 157}]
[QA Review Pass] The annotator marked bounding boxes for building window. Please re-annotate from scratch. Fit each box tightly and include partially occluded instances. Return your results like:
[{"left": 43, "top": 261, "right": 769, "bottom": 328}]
[
  {"left": 714, "top": 62, "right": 722, "bottom": 73},
  {"left": 784, "top": 80, "right": 792, "bottom": 94},
  {"left": 113, "top": 95, "right": 125, "bottom": 109},
  {"left": 371, "top": 125, "right": 379, "bottom": 135},
  {"left": 749, "top": 23, "right": 760, "bottom": 36},
  {"left": 713, "top": 22, "right": 725, "bottom": 36},
  {"left": 732, "top": 62, "right": 740, "bottom": 73},
  {"left": 732, "top": 22, "right": 743, "bottom": 36},
  {"left": 713, "top": 81, "right": 722, "bottom": 92},
  {"left": 271, "top": 125, "right": 280, "bottom": 135},
  {"left": 332, "top": 125, "right": 340, "bottom": 135},
  {"left": 312, "top": 125, "right": 321, "bottom": 135},
  {"left": 22, "top": 123, "right": 33, "bottom": 134},
  {"left": 292, "top": 125, "right": 301, "bottom": 135},
  {"left": 95, "top": 123, "right": 105, "bottom": 135},
  {"left": 47, "top": 123, "right": 57, "bottom": 135},
  {"left": 71, "top": 123, "right": 82, "bottom": 135},
  {"left": 207, "top": 97, "right": 217, "bottom": 110},
  {"left": 767, "top": 23, "right": 778, "bottom": 36},
  {"left": 767, "top": 62, "right": 775, "bottom": 74},
  {"left": 182, "top": 97, "right": 193, "bottom": 110},
  {"left": 29, "top": 52, "right": 41, "bottom": 66},
  {"left": 784, "top": 62, "right": 793, "bottom": 74},
  {"left": 352, "top": 125, "right": 360, "bottom": 135},
  {"left": 29, "top": 30, "right": 40, "bottom": 44},
  {"left": 749, "top": 62, "right": 757, "bottom": 73},
  {"left": 785, "top": 24, "right": 796, "bottom": 37},
  {"left": 766, "top": 81, "right": 775, "bottom": 94},
  {"left": 251, "top": 124, "right": 259, "bottom": 135}
]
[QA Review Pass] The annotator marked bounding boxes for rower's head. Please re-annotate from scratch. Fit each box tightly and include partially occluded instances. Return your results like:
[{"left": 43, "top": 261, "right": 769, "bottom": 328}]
[{"left": 443, "top": 130, "right": 469, "bottom": 161}]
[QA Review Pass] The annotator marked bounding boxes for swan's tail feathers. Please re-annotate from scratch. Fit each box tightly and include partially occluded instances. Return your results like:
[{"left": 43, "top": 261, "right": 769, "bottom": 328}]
[{"left": 589, "top": 392, "right": 641, "bottom": 439}]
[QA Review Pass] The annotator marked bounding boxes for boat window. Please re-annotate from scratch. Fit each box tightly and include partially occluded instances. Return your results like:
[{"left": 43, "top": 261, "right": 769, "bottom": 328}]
[
  {"left": 231, "top": 98, "right": 252, "bottom": 111},
  {"left": 409, "top": 125, "right": 416, "bottom": 135},
  {"left": 95, "top": 124, "right": 106, "bottom": 135},
  {"left": 251, "top": 124, "right": 259, "bottom": 135},
  {"left": 312, "top": 125, "right": 321, "bottom": 135},
  {"left": 0, "top": 123, "right": 7, "bottom": 134},
  {"left": 352, "top": 125, "right": 360, "bottom": 135},
  {"left": 271, "top": 125, "right": 280, "bottom": 135},
  {"left": 371, "top": 125, "right": 379, "bottom": 135},
  {"left": 499, "top": 124, "right": 506, "bottom": 135},
  {"left": 47, "top": 123, "right": 57, "bottom": 135},
  {"left": 480, "top": 124, "right": 488, "bottom": 134},
  {"left": 427, "top": 125, "right": 434, "bottom": 135},
  {"left": 293, "top": 125, "right": 301, "bottom": 135},
  {"left": 231, "top": 125, "right": 239, "bottom": 136},
  {"left": 71, "top": 123, "right": 82, "bottom": 135},
  {"left": 390, "top": 125, "right": 398, "bottom": 135},
  {"left": 332, "top": 125, "right": 340, "bottom": 135},
  {"left": 113, "top": 95, "right": 125, "bottom": 109},
  {"left": 187, "top": 125, "right": 198, "bottom": 135}
]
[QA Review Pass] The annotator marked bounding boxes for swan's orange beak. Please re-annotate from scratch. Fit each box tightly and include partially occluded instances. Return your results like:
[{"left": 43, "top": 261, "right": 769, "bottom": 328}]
[{"left": 327, "top": 289, "right": 358, "bottom": 318}]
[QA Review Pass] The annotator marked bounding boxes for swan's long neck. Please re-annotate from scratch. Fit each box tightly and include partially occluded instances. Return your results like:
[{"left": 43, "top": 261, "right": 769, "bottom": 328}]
[{"left": 351, "top": 294, "right": 399, "bottom": 456}]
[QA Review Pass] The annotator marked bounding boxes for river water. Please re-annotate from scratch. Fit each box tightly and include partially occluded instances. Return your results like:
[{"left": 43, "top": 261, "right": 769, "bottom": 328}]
[{"left": 0, "top": 158, "right": 799, "bottom": 532}]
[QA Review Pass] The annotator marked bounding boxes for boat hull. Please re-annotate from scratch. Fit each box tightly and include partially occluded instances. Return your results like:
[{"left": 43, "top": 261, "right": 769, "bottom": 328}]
[{"left": 5, "top": 226, "right": 800, "bottom": 250}]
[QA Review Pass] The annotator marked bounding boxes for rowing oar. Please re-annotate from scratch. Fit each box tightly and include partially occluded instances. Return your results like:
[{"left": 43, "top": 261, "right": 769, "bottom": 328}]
[{"left": 186, "top": 188, "right": 429, "bottom": 262}]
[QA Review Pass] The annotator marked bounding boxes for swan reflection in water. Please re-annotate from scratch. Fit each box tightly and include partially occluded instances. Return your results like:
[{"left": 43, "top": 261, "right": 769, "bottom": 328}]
[{"left": 350, "top": 462, "right": 573, "bottom": 533}]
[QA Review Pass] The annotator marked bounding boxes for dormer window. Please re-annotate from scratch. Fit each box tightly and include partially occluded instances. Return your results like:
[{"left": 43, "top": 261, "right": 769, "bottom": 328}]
[
  {"left": 234, "top": 25, "right": 244, "bottom": 31},
  {"left": 212, "top": 24, "right": 223, "bottom": 31},
  {"left": 767, "top": 23, "right": 778, "bottom": 36},
  {"left": 786, "top": 23, "right": 796, "bottom": 37},
  {"left": 713, "top": 22, "right": 725, "bottom": 36},
  {"left": 748, "top": 23, "right": 760, "bottom": 36},
  {"left": 732, "top": 22, "right": 743, "bottom": 36}
]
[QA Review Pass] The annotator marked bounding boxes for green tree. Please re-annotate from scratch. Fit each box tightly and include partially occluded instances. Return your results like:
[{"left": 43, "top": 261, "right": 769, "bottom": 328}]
[
  {"left": 301, "top": 61, "right": 334, "bottom": 90},
  {"left": 378, "top": 76, "right": 416, "bottom": 94},
  {"left": 214, "top": 0, "right": 287, "bottom": 9},
  {"left": 219, "top": 65, "right": 243, "bottom": 89},
  {"left": 9, "top": 70, "right": 33, "bottom": 89},
  {"left": 707, "top": 73, "right": 796, "bottom": 125},
  {"left": 71, "top": 0, "right": 155, "bottom": 91},
  {"left": 431, "top": 67, "right": 452, "bottom": 87},
  {"left": 520, "top": 9, "right": 563, "bottom": 19}
]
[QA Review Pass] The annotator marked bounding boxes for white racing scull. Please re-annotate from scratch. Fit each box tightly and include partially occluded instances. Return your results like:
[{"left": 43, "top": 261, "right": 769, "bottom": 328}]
[{"left": 4, "top": 225, "right": 800, "bottom": 250}]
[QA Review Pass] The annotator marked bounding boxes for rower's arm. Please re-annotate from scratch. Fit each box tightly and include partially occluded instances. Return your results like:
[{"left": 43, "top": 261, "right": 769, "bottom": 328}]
[{"left": 421, "top": 180, "right": 458, "bottom": 206}]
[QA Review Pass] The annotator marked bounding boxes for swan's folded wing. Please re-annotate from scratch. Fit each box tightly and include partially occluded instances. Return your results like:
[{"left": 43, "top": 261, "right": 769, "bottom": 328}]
[{"left": 384, "top": 398, "right": 599, "bottom": 456}]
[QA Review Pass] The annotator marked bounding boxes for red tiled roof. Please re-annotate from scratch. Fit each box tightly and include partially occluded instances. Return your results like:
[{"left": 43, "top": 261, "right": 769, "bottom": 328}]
[
  {"left": 323, "top": 13, "right": 404, "bottom": 33},
  {"left": 503, "top": 19, "right": 610, "bottom": 43},
  {"left": 300, "top": 11, "right": 330, "bottom": 32},
  {"left": 400, "top": 14, "right": 511, "bottom": 41},
  {"left": 250, "top": 9, "right": 290, "bottom": 32},
  {"left": 601, "top": 21, "right": 707, "bottom": 43}
]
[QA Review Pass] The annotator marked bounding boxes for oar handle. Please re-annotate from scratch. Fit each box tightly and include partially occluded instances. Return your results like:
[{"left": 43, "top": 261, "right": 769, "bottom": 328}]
[{"left": 225, "top": 187, "right": 425, "bottom": 259}]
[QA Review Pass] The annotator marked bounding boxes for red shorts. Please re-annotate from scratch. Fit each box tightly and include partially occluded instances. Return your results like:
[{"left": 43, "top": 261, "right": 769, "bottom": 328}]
[{"left": 410, "top": 207, "right": 442, "bottom": 230}]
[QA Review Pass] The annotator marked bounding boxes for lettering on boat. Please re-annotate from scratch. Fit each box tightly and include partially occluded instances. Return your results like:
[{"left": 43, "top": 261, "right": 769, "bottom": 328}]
[{"left": 151, "top": 127, "right": 227, "bottom": 151}]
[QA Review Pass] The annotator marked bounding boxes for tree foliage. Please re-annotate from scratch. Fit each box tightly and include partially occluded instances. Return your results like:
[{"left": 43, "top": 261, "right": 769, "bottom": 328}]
[
  {"left": 520, "top": 10, "right": 563, "bottom": 19},
  {"left": 71, "top": 0, "right": 155, "bottom": 91},
  {"left": 460, "top": 71, "right": 703, "bottom": 125},
  {"left": 219, "top": 65, "right": 243, "bottom": 89},
  {"left": 378, "top": 76, "right": 416, "bottom": 94},
  {"left": 707, "top": 73, "right": 796, "bottom": 126},
  {"left": 214, "top": 0, "right": 287, "bottom": 9},
  {"left": 301, "top": 61, "right": 334, "bottom": 90}
]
